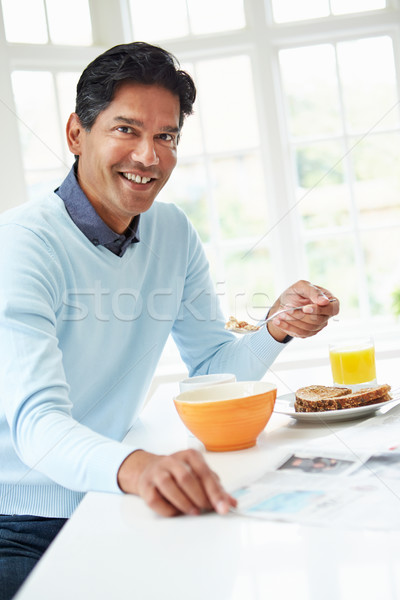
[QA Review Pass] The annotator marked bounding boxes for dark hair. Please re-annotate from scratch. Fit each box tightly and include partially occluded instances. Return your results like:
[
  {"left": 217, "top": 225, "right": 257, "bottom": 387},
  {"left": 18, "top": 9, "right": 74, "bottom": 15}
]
[{"left": 75, "top": 41, "right": 196, "bottom": 131}]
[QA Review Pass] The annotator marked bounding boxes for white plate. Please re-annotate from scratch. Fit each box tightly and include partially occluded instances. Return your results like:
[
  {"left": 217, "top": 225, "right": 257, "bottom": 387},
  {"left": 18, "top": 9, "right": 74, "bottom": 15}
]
[{"left": 274, "top": 392, "right": 398, "bottom": 423}]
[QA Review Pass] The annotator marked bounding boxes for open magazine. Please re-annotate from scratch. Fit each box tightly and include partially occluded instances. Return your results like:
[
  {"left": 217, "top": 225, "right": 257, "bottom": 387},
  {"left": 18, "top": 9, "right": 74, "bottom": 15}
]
[{"left": 231, "top": 400, "right": 400, "bottom": 530}]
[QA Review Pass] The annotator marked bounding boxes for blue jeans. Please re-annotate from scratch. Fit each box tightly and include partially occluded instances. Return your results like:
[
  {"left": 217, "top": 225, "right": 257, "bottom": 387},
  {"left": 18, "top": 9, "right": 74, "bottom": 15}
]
[{"left": 0, "top": 515, "right": 67, "bottom": 600}]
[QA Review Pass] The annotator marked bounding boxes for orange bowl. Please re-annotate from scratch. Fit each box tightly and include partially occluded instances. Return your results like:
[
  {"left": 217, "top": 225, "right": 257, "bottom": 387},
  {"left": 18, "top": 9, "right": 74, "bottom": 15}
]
[{"left": 173, "top": 381, "right": 277, "bottom": 452}]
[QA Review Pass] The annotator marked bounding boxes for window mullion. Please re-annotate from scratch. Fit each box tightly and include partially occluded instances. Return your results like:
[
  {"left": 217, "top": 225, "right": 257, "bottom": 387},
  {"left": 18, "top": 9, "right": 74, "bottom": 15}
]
[
  {"left": 333, "top": 42, "right": 371, "bottom": 320},
  {"left": 88, "top": 0, "right": 128, "bottom": 46},
  {"left": 0, "top": 7, "right": 27, "bottom": 209},
  {"left": 52, "top": 71, "right": 72, "bottom": 169},
  {"left": 184, "top": 0, "right": 193, "bottom": 37},
  {"left": 391, "top": 31, "right": 400, "bottom": 123},
  {"left": 247, "top": 0, "right": 301, "bottom": 292},
  {"left": 42, "top": 0, "right": 51, "bottom": 44},
  {"left": 191, "top": 63, "right": 224, "bottom": 282},
  {"left": 267, "top": 11, "right": 399, "bottom": 47}
]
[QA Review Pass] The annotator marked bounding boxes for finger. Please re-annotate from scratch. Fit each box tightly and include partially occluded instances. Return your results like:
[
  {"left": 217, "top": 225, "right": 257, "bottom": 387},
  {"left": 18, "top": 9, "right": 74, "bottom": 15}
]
[
  {"left": 141, "top": 481, "right": 182, "bottom": 517},
  {"left": 306, "top": 286, "right": 340, "bottom": 312},
  {"left": 289, "top": 279, "right": 319, "bottom": 302},
  {"left": 290, "top": 280, "right": 337, "bottom": 307},
  {"left": 275, "top": 308, "right": 326, "bottom": 325},
  {"left": 183, "top": 451, "right": 237, "bottom": 514},
  {"left": 210, "top": 469, "right": 221, "bottom": 481},
  {"left": 324, "top": 296, "right": 340, "bottom": 315},
  {"left": 272, "top": 316, "right": 329, "bottom": 338},
  {"left": 309, "top": 300, "right": 339, "bottom": 317},
  {"left": 137, "top": 456, "right": 206, "bottom": 516},
  {"left": 155, "top": 471, "right": 205, "bottom": 515},
  {"left": 275, "top": 311, "right": 329, "bottom": 329},
  {"left": 272, "top": 308, "right": 330, "bottom": 332},
  {"left": 278, "top": 301, "right": 337, "bottom": 323},
  {"left": 307, "top": 283, "right": 331, "bottom": 303},
  {"left": 151, "top": 458, "right": 212, "bottom": 514},
  {"left": 169, "top": 460, "right": 213, "bottom": 511},
  {"left": 302, "top": 304, "right": 336, "bottom": 317}
]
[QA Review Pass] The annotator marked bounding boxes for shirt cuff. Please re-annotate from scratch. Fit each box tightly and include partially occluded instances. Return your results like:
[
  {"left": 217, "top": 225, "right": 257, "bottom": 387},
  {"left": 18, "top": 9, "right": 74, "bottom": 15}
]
[
  {"left": 246, "top": 323, "right": 288, "bottom": 366},
  {"left": 84, "top": 441, "right": 139, "bottom": 495}
]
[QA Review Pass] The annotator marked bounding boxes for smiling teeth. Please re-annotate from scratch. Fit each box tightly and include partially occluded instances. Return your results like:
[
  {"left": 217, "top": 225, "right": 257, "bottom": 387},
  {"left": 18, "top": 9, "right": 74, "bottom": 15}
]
[{"left": 123, "top": 173, "right": 151, "bottom": 184}]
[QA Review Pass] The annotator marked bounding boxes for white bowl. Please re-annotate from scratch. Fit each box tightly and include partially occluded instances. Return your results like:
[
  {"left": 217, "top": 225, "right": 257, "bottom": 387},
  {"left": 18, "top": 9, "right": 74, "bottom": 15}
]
[{"left": 179, "top": 373, "right": 236, "bottom": 393}]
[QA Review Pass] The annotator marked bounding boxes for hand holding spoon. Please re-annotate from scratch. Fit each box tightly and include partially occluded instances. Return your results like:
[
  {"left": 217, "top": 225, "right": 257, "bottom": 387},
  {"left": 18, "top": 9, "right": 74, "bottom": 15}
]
[{"left": 225, "top": 299, "right": 336, "bottom": 335}]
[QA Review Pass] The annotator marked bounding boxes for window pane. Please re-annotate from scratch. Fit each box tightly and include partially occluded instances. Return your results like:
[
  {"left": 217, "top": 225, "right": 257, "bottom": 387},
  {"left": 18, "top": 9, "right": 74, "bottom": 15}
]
[
  {"left": 279, "top": 45, "right": 341, "bottom": 138},
  {"left": 158, "top": 162, "right": 210, "bottom": 242},
  {"left": 338, "top": 37, "right": 398, "bottom": 133},
  {"left": 129, "top": 0, "right": 188, "bottom": 41},
  {"left": 223, "top": 247, "right": 274, "bottom": 321},
  {"left": 45, "top": 0, "right": 92, "bottom": 45},
  {"left": 25, "top": 168, "right": 69, "bottom": 203},
  {"left": 271, "top": 0, "right": 329, "bottom": 23},
  {"left": 56, "top": 72, "right": 79, "bottom": 128},
  {"left": 11, "top": 71, "right": 64, "bottom": 171},
  {"left": 211, "top": 154, "right": 268, "bottom": 239},
  {"left": 362, "top": 229, "right": 399, "bottom": 317},
  {"left": 178, "top": 107, "right": 203, "bottom": 157},
  {"left": 295, "top": 141, "right": 350, "bottom": 229},
  {"left": 196, "top": 56, "right": 259, "bottom": 152},
  {"left": 331, "top": 0, "right": 386, "bottom": 15},
  {"left": 176, "top": 63, "right": 203, "bottom": 157},
  {"left": 272, "top": 0, "right": 386, "bottom": 21},
  {"left": 352, "top": 133, "right": 400, "bottom": 227},
  {"left": 56, "top": 72, "right": 79, "bottom": 160},
  {"left": 187, "top": 0, "right": 245, "bottom": 34},
  {"left": 306, "top": 238, "right": 359, "bottom": 318},
  {"left": 1, "top": 0, "right": 48, "bottom": 43}
]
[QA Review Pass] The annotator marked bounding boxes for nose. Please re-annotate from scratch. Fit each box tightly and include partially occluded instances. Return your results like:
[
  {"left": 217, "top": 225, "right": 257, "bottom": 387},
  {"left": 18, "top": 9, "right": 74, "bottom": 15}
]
[{"left": 130, "top": 136, "right": 159, "bottom": 167}]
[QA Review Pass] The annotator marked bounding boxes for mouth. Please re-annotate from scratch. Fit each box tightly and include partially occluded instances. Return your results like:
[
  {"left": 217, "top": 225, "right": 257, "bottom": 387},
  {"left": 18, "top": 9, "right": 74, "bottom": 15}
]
[{"left": 121, "top": 172, "right": 154, "bottom": 185}]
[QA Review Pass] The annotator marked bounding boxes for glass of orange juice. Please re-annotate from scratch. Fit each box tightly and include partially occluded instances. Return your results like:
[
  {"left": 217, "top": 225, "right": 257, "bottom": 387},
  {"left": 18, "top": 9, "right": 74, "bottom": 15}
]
[{"left": 329, "top": 337, "right": 377, "bottom": 390}]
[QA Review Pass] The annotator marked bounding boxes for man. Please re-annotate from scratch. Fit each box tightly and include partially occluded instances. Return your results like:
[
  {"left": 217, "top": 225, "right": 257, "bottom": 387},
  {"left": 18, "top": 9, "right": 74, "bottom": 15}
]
[{"left": 0, "top": 42, "right": 338, "bottom": 598}]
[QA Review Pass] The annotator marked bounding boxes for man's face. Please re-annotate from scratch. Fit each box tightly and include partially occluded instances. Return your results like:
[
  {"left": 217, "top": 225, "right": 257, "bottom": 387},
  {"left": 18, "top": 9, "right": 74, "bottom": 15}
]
[{"left": 67, "top": 82, "right": 180, "bottom": 233}]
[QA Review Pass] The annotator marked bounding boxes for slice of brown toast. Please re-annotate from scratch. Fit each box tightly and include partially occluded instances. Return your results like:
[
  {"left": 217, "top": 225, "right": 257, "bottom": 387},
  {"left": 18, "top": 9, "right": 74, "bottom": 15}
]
[
  {"left": 296, "top": 385, "right": 352, "bottom": 402},
  {"left": 294, "top": 384, "right": 391, "bottom": 412},
  {"left": 294, "top": 385, "right": 351, "bottom": 412},
  {"left": 338, "top": 392, "right": 391, "bottom": 410}
]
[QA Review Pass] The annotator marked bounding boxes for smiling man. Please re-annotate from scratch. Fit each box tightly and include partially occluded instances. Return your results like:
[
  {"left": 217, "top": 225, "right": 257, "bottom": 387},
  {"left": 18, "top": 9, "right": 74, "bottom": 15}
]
[{"left": 0, "top": 42, "right": 338, "bottom": 599}]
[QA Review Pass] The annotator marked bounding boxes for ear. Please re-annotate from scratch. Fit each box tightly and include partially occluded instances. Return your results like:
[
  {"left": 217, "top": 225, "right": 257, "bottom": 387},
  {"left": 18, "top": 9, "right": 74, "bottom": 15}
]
[{"left": 66, "top": 113, "right": 85, "bottom": 156}]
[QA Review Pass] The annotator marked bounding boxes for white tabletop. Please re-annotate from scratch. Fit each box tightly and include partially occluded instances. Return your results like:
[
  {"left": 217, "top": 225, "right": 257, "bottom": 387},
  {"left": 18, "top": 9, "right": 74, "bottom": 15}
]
[{"left": 15, "top": 358, "right": 400, "bottom": 600}]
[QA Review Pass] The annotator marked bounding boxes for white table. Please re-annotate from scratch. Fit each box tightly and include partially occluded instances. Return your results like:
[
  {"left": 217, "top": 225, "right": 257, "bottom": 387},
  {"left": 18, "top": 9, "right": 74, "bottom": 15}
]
[{"left": 15, "top": 358, "right": 400, "bottom": 600}]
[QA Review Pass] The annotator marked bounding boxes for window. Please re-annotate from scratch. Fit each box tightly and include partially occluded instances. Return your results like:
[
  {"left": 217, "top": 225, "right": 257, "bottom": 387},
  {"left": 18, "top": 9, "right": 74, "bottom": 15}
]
[
  {"left": 271, "top": 0, "right": 387, "bottom": 23},
  {"left": 11, "top": 70, "right": 77, "bottom": 199},
  {"left": 279, "top": 35, "right": 400, "bottom": 320},
  {"left": 1, "top": 0, "right": 399, "bottom": 367},
  {"left": 2, "top": 0, "right": 92, "bottom": 45},
  {"left": 128, "top": 0, "right": 245, "bottom": 40}
]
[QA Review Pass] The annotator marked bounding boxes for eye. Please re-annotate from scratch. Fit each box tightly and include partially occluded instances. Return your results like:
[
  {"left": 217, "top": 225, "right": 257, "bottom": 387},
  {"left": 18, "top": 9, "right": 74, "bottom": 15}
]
[
  {"left": 158, "top": 133, "right": 175, "bottom": 142},
  {"left": 116, "top": 126, "right": 133, "bottom": 134}
]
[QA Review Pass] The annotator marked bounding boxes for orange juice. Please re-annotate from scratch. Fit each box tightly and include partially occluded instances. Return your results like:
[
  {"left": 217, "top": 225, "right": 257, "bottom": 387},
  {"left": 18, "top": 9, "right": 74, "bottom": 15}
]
[{"left": 329, "top": 341, "right": 376, "bottom": 385}]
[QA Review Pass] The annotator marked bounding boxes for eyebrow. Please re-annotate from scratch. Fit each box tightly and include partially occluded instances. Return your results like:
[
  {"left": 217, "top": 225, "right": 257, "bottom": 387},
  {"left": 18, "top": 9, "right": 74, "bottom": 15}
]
[{"left": 113, "top": 116, "right": 180, "bottom": 133}]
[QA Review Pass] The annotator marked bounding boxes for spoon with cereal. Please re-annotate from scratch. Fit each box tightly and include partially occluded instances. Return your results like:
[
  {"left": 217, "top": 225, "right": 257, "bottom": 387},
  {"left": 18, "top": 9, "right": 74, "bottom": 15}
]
[{"left": 225, "top": 300, "right": 335, "bottom": 334}]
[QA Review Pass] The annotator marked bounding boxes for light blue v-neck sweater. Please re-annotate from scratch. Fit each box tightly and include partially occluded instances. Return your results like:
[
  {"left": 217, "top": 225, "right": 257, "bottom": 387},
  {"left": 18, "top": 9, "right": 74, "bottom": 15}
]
[{"left": 0, "top": 193, "right": 285, "bottom": 517}]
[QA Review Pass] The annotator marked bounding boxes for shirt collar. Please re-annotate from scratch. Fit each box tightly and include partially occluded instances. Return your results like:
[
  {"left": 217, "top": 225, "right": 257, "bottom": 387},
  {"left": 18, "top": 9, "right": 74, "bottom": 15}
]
[{"left": 55, "top": 166, "right": 140, "bottom": 256}]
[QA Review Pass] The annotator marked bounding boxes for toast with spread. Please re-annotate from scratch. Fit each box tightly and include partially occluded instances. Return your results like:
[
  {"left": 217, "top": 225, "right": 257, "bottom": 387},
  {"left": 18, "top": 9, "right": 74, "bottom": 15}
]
[{"left": 294, "top": 384, "right": 391, "bottom": 412}]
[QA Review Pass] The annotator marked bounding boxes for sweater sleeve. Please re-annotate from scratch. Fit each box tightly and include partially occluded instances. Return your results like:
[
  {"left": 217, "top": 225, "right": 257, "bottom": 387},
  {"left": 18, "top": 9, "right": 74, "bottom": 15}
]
[
  {"left": 0, "top": 224, "right": 134, "bottom": 493},
  {"left": 171, "top": 219, "right": 287, "bottom": 379}
]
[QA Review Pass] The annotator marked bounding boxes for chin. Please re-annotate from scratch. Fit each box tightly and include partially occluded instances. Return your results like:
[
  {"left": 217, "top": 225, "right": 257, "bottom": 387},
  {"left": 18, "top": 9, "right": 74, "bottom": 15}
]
[{"left": 127, "top": 200, "right": 155, "bottom": 216}]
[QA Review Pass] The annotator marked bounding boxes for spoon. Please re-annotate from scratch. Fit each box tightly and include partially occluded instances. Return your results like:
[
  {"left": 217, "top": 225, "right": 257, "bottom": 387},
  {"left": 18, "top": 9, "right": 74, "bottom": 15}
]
[{"left": 225, "top": 298, "right": 336, "bottom": 334}]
